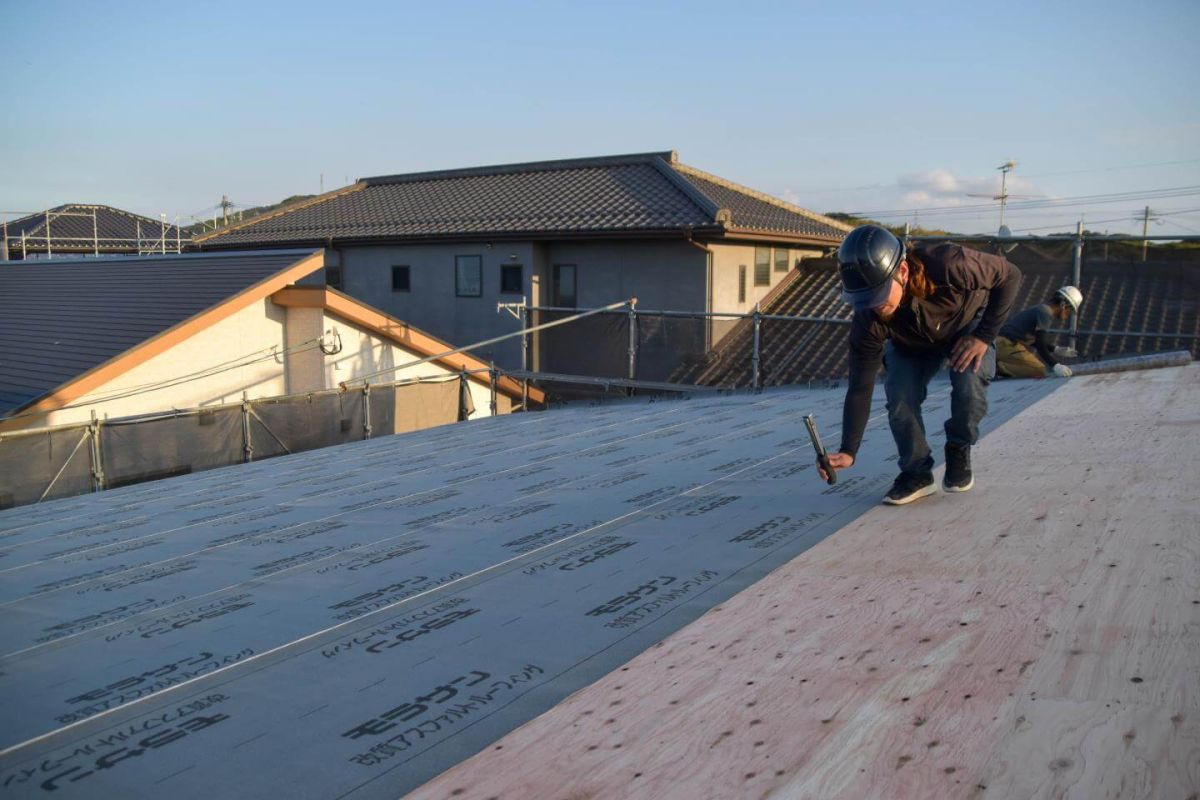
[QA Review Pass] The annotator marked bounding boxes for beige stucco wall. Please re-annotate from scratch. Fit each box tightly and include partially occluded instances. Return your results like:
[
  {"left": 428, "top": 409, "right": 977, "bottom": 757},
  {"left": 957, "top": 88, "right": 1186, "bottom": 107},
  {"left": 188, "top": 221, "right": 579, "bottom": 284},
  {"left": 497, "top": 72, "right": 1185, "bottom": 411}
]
[
  {"left": 35, "top": 300, "right": 510, "bottom": 430},
  {"left": 312, "top": 310, "right": 498, "bottom": 421},
  {"left": 44, "top": 299, "right": 289, "bottom": 428},
  {"left": 708, "top": 243, "right": 825, "bottom": 344}
]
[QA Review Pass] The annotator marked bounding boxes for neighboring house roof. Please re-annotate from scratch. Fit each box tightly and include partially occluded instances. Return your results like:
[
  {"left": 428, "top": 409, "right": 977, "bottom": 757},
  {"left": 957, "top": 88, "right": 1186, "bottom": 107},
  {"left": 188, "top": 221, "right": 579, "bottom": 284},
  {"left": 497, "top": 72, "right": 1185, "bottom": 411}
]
[
  {"left": 0, "top": 250, "right": 324, "bottom": 422},
  {"left": 195, "top": 151, "right": 850, "bottom": 249},
  {"left": 270, "top": 286, "right": 544, "bottom": 404},
  {"left": 672, "top": 256, "right": 1200, "bottom": 387},
  {"left": 0, "top": 249, "right": 539, "bottom": 427},
  {"left": 2, "top": 204, "right": 191, "bottom": 253}
]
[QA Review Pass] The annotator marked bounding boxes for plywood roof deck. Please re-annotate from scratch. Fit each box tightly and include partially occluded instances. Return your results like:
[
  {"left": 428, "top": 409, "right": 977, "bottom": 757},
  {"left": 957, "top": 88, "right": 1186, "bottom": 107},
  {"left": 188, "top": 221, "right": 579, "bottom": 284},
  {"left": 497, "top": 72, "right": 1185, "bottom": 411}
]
[{"left": 414, "top": 365, "right": 1200, "bottom": 799}]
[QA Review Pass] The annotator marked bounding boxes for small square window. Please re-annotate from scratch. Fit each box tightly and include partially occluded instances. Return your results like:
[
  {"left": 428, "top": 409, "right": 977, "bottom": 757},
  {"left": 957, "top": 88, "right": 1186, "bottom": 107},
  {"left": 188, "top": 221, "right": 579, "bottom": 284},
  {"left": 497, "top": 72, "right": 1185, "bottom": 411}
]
[
  {"left": 501, "top": 264, "right": 523, "bottom": 294},
  {"left": 754, "top": 247, "right": 771, "bottom": 286},
  {"left": 326, "top": 267, "right": 343, "bottom": 290},
  {"left": 455, "top": 255, "right": 482, "bottom": 297},
  {"left": 774, "top": 248, "right": 790, "bottom": 273},
  {"left": 392, "top": 265, "right": 410, "bottom": 292}
]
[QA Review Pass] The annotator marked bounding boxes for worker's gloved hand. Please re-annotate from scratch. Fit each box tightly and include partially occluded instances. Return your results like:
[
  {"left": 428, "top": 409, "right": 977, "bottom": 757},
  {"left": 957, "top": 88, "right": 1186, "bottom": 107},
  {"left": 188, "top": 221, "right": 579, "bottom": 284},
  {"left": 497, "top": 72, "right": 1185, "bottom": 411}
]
[
  {"left": 1052, "top": 346, "right": 1075, "bottom": 359},
  {"left": 1052, "top": 363, "right": 1073, "bottom": 378},
  {"left": 817, "top": 452, "right": 854, "bottom": 482}
]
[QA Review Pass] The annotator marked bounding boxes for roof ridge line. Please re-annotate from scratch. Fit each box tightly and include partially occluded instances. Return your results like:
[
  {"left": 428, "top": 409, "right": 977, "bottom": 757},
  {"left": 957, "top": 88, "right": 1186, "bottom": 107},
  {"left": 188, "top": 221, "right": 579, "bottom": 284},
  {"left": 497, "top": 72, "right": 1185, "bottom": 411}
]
[
  {"left": 648, "top": 156, "right": 728, "bottom": 224},
  {"left": 672, "top": 162, "right": 853, "bottom": 233},
  {"left": 361, "top": 151, "right": 678, "bottom": 186},
  {"left": 195, "top": 184, "right": 368, "bottom": 243}
]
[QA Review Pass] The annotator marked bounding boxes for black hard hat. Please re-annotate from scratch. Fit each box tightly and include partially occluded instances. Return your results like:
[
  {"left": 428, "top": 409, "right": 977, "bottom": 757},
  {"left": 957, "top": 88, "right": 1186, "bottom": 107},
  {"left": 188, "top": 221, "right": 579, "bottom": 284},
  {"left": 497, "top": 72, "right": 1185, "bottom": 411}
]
[{"left": 837, "top": 225, "right": 906, "bottom": 310}]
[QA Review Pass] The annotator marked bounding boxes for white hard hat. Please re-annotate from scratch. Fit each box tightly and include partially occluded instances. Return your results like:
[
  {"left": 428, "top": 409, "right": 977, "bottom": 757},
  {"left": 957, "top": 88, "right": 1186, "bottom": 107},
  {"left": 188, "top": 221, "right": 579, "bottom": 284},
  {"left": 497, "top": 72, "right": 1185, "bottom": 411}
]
[{"left": 1055, "top": 285, "right": 1083, "bottom": 311}]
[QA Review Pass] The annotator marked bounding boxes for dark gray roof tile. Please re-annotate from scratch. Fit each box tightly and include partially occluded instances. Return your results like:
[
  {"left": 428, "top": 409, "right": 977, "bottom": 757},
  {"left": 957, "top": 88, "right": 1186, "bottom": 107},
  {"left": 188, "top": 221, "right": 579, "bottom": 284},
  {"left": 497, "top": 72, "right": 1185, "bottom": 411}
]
[
  {"left": 199, "top": 152, "right": 848, "bottom": 247},
  {"left": 0, "top": 250, "right": 318, "bottom": 416}
]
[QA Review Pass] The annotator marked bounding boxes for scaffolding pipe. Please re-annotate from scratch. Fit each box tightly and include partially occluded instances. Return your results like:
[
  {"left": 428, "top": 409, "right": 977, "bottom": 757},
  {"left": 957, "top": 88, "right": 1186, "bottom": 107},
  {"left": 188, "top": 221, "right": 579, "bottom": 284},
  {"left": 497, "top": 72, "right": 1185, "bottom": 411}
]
[
  {"left": 751, "top": 304, "right": 762, "bottom": 390},
  {"left": 627, "top": 299, "right": 638, "bottom": 381},
  {"left": 38, "top": 429, "right": 91, "bottom": 503},
  {"left": 87, "top": 411, "right": 105, "bottom": 492},
  {"left": 241, "top": 391, "right": 253, "bottom": 463},
  {"left": 1048, "top": 328, "right": 1200, "bottom": 340},
  {"left": 362, "top": 384, "right": 372, "bottom": 439},
  {"left": 1068, "top": 351, "right": 1192, "bottom": 376},
  {"left": 526, "top": 304, "right": 850, "bottom": 324},
  {"left": 488, "top": 361, "right": 498, "bottom": 416},
  {"left": 343, "top": 298, "right": 634, "bottom": 387},
  {"left": 521, "top": 301, "right": 529, "bottom": 411},
  {"left": 1069, "top": 221, "right": 1083, "bottom": 353}
]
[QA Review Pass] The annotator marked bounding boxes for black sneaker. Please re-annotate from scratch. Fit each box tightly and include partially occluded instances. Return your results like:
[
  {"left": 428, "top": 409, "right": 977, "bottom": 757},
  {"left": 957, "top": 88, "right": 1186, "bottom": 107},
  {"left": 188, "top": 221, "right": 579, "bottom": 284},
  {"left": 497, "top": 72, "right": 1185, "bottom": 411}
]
[
  {"left": 883, "top": 472, "right": 937, "bottom": 505},
  {"left": 943, "top": 444, "right": 974, "bottom": 492}
]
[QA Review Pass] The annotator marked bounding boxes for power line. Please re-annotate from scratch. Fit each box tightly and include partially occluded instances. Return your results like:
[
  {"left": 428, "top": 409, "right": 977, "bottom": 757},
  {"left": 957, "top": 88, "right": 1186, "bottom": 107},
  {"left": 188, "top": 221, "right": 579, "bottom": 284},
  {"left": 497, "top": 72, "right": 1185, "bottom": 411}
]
[
  {"left": 1020, "top": 157, "right": 1200, "bottom": 178},
  {"left": 794, "top": 157, "right": 1200, "bottom": 198},
  {"left": 2, "top": 337, "right": 331, "bottom": 422},
  {"left": 853, "top": 185, "right": 1200, "bottom": 219}
]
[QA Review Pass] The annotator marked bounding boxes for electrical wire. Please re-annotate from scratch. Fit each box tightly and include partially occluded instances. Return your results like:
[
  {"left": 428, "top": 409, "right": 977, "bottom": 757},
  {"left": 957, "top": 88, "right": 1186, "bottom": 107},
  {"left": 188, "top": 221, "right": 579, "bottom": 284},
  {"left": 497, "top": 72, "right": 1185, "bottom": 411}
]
[
  {"left": 1, "top": 337, "right": 331, "bottom": 422},
  {"left": 850, "top": 185, "right": 1200, "bottom": 219}
]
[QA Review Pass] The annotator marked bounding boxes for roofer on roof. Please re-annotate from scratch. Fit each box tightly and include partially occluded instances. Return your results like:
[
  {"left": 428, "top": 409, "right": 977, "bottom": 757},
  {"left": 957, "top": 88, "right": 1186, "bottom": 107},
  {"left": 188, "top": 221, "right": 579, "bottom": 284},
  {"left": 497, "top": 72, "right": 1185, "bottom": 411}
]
[
  {"left": 994, "top": 286, "right": 1083, "bottom": 379},
  {"left": 816, "top": 226, "right": 1021, "bottom": 505}
]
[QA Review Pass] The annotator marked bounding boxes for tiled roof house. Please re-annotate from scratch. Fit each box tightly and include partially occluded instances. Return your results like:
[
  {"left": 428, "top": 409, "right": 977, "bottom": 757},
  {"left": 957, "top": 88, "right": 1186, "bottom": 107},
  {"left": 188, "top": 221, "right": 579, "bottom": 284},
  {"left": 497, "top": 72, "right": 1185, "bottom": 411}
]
[{"left": 195, "top": 151, "right": 850, "bottom": 378}]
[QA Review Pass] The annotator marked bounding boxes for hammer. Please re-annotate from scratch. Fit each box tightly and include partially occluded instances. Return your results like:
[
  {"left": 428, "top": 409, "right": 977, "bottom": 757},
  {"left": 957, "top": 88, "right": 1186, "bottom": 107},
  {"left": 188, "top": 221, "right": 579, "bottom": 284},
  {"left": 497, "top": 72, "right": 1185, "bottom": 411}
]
[{"left": 804, "top": 414, "right": 837, "bottom": 486}]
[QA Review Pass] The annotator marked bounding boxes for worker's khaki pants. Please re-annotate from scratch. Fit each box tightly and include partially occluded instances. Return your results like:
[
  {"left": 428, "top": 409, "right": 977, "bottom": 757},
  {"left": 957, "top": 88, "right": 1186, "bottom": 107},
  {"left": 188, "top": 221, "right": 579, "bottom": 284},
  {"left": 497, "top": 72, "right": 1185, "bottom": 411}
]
[{"left": 996, "top": 336, "right": 1048, "bottom": 379}]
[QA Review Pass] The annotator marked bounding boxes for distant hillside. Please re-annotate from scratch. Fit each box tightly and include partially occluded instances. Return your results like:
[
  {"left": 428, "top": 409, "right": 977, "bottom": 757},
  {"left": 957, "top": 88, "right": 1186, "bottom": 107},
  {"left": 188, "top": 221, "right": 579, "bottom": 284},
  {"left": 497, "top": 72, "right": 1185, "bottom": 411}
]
[{"left": 185, "top": 194, "right": 316, "bottom": 235}]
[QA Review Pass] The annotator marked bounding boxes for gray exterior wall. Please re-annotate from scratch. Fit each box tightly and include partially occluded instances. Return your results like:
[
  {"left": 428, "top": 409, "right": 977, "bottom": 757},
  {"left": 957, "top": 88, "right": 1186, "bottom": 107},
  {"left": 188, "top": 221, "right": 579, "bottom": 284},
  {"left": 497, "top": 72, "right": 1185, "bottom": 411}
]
[
  {"left": 336, "top": 242, "right": 540, "bottom": 369},
  {"left": 536, "top": 239, "right": 708, "bottom": 381},
  {"left": 330, "top": 239, "right": 707, "bottom": 380}
]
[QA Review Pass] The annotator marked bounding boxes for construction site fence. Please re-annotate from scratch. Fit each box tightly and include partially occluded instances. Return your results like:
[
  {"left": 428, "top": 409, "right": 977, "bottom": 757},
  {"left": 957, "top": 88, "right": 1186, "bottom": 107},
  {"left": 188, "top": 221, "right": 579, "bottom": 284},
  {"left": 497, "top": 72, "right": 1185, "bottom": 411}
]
[{"left": 0, "top": 372, "right": 494, "bottom": 510}]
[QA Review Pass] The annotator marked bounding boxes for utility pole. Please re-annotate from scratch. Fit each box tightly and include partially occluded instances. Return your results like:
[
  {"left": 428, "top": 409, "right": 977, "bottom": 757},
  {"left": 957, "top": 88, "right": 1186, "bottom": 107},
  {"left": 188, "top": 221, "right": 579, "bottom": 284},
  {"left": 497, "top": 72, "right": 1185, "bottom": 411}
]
[
  {"left": 1139, "top": 206, "right": 1159, "bottom": 262},
  {"left": 220, "top": 195, "right": 234, "bottom": 227},
  {"left": 967, "top": 161, "right": 1033, "bottom": 229},
  {"left": 997, "top": 161, "right": 1014, "bottom": 227}
]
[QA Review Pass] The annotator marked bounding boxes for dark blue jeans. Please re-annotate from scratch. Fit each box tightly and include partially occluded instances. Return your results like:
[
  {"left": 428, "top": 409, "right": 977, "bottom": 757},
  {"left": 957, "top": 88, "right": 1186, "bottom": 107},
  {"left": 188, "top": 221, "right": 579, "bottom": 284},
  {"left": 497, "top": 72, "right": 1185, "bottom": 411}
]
[{"left": 884, "top": 341, "right": 996, "bottom": 478}]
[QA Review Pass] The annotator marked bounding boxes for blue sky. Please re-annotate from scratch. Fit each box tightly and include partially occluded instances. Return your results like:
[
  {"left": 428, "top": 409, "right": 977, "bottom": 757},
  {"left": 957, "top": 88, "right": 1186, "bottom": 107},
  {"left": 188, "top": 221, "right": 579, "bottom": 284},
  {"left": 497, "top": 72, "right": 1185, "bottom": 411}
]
[{"left": 3, "top": 0, "right": 1198, "bottom": 234}]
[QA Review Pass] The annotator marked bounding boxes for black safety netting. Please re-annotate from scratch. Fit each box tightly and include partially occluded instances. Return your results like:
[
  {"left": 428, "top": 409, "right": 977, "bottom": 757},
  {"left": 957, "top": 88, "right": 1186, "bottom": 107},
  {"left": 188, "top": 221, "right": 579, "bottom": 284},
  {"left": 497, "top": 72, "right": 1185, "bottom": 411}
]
[
  {"left": 249, "top": 390, "right": 367, "bottom": 459},
  {"left": 101, "top": 407, "right": 244, "bottom": 489},
  {"left": 0, "top": 424, "right": 94, "bottom": 508}
]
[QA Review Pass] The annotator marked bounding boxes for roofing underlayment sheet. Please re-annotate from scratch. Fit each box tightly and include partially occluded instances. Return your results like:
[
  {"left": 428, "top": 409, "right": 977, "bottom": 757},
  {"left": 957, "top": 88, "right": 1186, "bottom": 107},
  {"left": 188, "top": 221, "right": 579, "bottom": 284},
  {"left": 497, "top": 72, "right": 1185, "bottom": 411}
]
[{"left": 0, "top": 377, "right": 1058, "bottom": 799}]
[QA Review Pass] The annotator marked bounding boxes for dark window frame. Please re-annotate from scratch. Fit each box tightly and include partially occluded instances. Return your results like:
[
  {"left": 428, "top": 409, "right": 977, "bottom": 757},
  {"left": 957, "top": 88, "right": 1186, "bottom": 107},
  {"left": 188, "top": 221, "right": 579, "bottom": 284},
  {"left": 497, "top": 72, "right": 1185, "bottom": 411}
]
[
  {"left": 500, "top": 264, "right": 523, "bottom": 294},
  {"left": 455, "top": 254, "right": 483, "bottom": 298},
  {"left": 553, "top": 264, "right": 577, "bottom": 308},
  {"left": 392, "top": 265, "right": 411, "bottom": 292},
  {"left": 774, "top": 248, "right": 790, "bottom": 273},
  {"left": 753, "top": 247, "right": 771, "bottom": 286}
]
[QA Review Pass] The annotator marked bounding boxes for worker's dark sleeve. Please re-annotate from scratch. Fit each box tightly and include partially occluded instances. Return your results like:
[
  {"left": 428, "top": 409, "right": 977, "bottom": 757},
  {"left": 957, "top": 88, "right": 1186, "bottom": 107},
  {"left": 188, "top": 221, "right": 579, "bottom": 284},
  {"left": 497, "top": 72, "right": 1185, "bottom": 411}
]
[
  {"left": 1032, "top": 305, "right": 1058, "bottom": 366},
  {"left": 948, "top": 250, "right": 1022, "bottom": 344},
  {"left": 839, "top": 314, "right": 884, "bottom": 458},
  {"left": 1033, "top": 329, "right": 1058, "bottom": 366}
]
